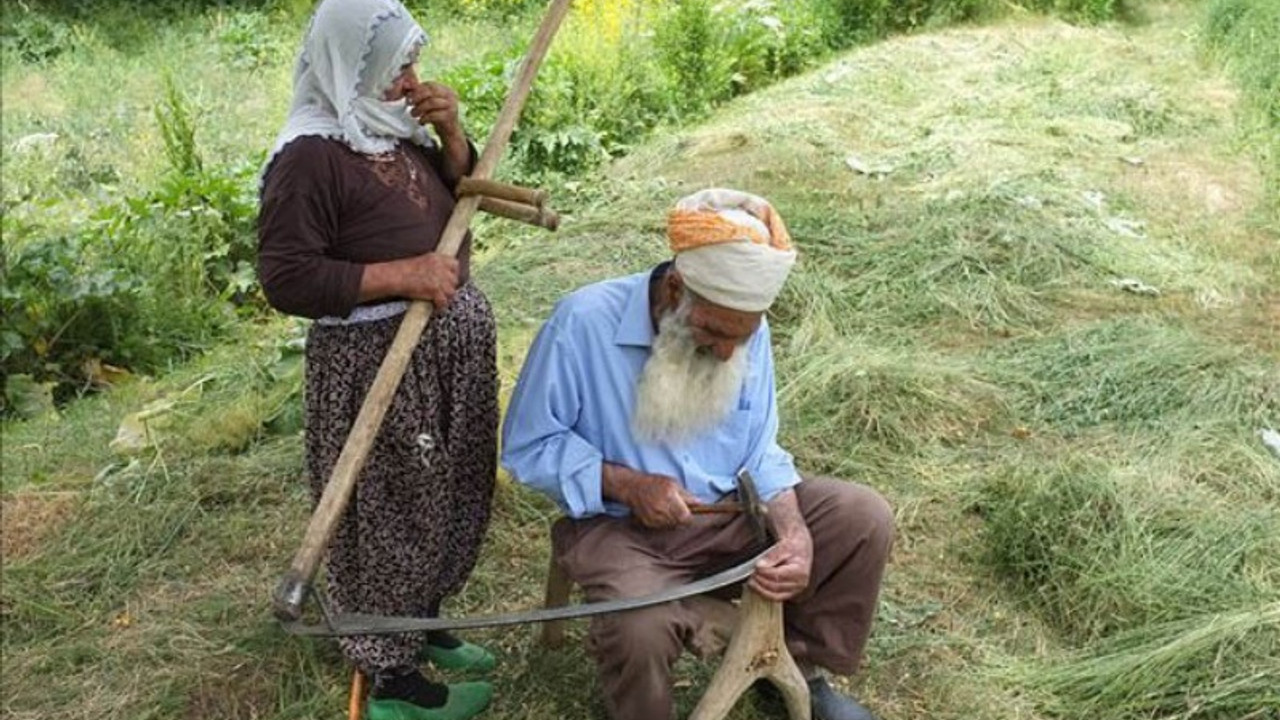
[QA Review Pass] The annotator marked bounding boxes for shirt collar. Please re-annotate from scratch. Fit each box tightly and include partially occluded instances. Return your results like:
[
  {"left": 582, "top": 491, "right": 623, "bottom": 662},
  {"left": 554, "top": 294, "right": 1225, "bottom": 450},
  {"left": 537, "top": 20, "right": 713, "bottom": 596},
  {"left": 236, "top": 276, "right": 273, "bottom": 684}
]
[{"left": 613, "top": 263, "right": 669, "bottom": 348}]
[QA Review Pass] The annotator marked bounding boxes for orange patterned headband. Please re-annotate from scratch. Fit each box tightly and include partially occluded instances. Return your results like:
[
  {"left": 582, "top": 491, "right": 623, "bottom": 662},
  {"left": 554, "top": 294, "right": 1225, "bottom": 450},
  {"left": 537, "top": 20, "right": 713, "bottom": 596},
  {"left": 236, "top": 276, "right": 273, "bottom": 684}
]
[{"left": 667, "top": 206, "right": 793, "bottom": 254}]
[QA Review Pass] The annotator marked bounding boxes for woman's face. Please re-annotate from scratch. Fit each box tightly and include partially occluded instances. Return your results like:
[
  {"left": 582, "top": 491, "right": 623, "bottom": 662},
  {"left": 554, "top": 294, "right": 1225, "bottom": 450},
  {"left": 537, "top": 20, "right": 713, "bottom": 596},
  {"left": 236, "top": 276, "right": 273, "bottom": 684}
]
[{"left": 382, "top": 51, "right": 421, "bottom": 101}]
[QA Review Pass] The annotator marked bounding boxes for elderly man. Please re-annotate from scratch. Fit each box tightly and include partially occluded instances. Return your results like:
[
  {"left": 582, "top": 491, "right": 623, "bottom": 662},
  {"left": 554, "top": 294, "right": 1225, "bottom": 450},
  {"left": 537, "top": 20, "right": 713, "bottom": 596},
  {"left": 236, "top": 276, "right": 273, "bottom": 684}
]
[{"left": 501, "top": 189, "right": 894, "bottom": 720}]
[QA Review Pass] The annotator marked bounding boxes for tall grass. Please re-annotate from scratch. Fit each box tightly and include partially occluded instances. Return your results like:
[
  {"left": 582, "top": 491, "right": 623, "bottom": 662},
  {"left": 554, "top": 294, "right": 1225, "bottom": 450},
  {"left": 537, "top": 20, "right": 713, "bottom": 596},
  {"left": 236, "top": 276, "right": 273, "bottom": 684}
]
[
  {"left": 1204, "top": 0, "right": 1280, "bottom": 204},
  {"left": 777, "top": 333, "right": 1005, "bottom": 461}
]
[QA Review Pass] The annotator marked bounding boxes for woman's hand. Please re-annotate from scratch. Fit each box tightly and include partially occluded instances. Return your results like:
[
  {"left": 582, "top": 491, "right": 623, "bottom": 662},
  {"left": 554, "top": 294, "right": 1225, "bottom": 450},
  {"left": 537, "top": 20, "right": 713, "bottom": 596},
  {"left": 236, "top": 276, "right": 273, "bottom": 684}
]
[
  {"left": 399, "top": 252, "right": 458, "bottom": 309},
  {"left": 406, "top": 82, "right": 463, "bottom": 143},
  {"left": 360, "top": 253, "right": 458, "bottom": 310}
]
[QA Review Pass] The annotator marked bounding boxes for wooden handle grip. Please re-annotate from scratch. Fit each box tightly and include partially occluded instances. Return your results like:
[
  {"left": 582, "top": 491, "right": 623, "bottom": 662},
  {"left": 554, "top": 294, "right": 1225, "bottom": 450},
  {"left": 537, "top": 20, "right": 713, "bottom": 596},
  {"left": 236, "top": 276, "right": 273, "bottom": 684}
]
[
  {"left": 478, "top": 196, "right": 559, "bottom": 230},
  {"left": 457, "top": 177, "right": 549, "bottom": 208},
  {"left": 689, "top": 503, "right": 746, "bottom": 515}
]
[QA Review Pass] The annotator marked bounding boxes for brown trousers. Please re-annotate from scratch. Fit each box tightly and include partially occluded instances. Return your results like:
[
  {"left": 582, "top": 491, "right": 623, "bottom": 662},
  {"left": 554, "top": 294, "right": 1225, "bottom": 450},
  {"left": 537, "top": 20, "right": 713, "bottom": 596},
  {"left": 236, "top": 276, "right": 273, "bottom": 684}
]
[{"left": 552, "top": 478, "right": 894, "bottom": 720}]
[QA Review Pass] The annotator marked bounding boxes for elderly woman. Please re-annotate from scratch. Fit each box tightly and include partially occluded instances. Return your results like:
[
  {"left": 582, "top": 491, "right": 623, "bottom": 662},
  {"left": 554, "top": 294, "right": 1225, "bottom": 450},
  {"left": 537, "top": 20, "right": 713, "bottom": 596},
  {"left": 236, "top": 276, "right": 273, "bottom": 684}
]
[{"left": 257, "top": 0, "right": 497, "bottom": 718}]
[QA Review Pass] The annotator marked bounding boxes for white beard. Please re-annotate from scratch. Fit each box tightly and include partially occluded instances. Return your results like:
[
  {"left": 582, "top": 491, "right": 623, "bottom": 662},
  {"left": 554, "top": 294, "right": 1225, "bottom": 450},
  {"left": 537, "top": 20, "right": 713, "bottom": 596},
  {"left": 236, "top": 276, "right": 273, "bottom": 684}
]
[{"left": 632, "top": 297, "right": 748, "bottom": 445}]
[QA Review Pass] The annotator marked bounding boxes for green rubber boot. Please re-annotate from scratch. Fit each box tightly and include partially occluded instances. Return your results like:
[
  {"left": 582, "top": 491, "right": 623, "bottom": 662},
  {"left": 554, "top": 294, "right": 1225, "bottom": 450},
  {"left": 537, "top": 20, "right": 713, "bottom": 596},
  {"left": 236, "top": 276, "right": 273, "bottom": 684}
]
[
  {"left": 421, "top": 638, "right": 497, "bottom": 673},
  {"left": 365, "top": 681, "right": 492, "bottom": 720}
]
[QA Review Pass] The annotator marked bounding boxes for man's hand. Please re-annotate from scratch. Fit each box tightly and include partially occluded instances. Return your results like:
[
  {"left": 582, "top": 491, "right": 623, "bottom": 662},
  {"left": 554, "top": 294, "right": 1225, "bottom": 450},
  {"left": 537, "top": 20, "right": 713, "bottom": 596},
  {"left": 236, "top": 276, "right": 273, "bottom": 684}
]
[
  {"left": 749, "top": 526, "right": 812, "bottom": 601},
  {"left": 603, "top": 463, "right": 697, "bottom": 529},
  {"left": 748, "top": 487, "right": 812, "bottom": 601}
]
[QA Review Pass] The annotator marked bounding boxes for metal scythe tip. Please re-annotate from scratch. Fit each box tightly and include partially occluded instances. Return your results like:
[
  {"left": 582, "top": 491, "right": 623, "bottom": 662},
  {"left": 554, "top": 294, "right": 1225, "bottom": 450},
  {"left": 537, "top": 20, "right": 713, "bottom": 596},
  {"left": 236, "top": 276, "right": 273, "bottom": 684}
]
[{"left": 272, "top": 572, "right": 310, "bottom": 622}]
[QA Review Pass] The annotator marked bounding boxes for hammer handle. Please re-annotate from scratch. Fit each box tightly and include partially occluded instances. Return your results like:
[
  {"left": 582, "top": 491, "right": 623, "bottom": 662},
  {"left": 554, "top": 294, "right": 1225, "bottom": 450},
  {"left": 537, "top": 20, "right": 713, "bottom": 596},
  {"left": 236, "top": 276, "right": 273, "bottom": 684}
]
[{"left": 689, "top": 503, "right": 747, "bottom": 514}]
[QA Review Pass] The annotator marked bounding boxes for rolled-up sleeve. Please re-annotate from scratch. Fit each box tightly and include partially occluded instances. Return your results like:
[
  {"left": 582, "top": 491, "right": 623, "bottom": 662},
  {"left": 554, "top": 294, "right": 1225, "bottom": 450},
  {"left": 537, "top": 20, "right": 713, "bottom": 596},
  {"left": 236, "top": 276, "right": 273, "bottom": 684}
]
[
  {"left": 501, "top": 318, "right": 606, "bottom": 517},
  {"left": 741, "top": 322, "right": 800, "bottom": 501}
]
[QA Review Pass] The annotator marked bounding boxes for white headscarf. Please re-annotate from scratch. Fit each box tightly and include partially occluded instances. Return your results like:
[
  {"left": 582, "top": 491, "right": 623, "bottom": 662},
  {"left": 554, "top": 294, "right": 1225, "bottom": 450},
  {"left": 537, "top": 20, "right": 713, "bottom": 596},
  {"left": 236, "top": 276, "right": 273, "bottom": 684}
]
[
  {"left": 267, "top": 0, "right": 434, "bottom": 168},
  {"left": 667, "top": 188, "right": 797, "bottom": 313}
]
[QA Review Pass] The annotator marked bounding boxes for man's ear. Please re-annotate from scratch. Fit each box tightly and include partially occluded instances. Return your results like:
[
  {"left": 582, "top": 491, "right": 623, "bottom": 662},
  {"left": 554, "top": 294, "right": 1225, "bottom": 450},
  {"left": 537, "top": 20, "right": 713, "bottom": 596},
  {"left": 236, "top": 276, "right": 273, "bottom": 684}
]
[{"left": 665, "top": 268, "right": 684, "bottom": 299}]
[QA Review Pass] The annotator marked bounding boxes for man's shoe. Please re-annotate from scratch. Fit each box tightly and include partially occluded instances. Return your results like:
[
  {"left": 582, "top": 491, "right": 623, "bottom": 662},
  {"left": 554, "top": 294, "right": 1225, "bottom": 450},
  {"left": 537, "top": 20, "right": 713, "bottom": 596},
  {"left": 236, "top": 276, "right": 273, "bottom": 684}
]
[
  {"left": 421, "top": 632, "right": 497, "bottom": 673},
  {"left": 809, "top": 677, "right": 877, "bottom": 720},
  {"left": 365, "top": 681, "right": 492, "bottom": 720}
]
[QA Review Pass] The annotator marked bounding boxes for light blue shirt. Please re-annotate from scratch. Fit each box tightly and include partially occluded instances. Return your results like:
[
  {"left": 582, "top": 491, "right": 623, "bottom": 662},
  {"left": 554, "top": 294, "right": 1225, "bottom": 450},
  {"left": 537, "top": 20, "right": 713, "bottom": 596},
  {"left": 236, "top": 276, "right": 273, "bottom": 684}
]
[{"left": 501, "top": 269, "right": 799, "bottom": 519}]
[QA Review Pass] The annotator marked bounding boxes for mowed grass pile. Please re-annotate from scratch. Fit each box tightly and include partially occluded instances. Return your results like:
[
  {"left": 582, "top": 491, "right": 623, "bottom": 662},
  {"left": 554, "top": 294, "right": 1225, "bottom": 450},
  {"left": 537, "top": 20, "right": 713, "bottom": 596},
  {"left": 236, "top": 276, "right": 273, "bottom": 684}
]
[{"left": 4, "top": 4, "right": 1279, "bottom": 720}]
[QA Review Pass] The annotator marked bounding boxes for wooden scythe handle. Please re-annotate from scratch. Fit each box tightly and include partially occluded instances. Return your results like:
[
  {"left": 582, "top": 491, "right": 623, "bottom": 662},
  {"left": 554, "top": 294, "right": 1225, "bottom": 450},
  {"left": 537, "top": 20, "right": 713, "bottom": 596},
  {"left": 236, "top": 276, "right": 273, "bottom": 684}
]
[
  {"left": 457, "top": 177, "right": 549, "bottom": 208},
  {"left": 478, "top": 196, "right": 559, "bottom": 231},
  {"left": 273, "top": 0, "right": 575, "bottom": 623}
]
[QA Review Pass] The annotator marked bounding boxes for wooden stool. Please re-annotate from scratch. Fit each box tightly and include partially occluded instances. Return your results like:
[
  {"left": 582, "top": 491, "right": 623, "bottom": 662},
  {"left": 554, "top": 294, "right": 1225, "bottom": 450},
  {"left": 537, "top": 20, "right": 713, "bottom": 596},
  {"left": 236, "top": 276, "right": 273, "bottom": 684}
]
[
  {"left": 540, "top": 557, "right": 811, "bottom": 720},
  {"left": 541, "top": 552, "right": 574, "bottom": 648},
  {"left": 688, "top": 588, "right": 810, "bottom": 720}
]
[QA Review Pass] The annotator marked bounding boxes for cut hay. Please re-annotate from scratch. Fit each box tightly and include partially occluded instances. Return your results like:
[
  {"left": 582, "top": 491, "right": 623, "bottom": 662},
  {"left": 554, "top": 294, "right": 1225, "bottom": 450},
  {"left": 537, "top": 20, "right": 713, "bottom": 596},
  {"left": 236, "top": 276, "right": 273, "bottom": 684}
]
[
  {"left": 1015, "top": 602, "right": 1280, "bottom": 720},
  {"left": 975, "top": 456, "right": 1277, "bottom": 642}
]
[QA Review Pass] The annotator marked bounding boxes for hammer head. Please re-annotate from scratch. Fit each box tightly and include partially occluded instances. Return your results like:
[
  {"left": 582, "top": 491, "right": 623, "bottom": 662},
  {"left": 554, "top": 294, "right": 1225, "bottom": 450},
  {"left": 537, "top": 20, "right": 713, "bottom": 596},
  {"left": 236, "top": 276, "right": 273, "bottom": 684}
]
[{"left": 734, "top": 469, "right": 771, "bottom": 547}]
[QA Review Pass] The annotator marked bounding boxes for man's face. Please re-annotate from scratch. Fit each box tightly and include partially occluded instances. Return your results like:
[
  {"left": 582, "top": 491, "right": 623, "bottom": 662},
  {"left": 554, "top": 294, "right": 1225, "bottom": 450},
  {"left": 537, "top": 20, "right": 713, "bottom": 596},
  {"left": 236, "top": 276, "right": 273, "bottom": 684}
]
[
  {"left": 631, "top": 293, "right": 754, "bottom": 444},
  {"left": 683, "top": 299, "right": 762, "bottom": 362}
]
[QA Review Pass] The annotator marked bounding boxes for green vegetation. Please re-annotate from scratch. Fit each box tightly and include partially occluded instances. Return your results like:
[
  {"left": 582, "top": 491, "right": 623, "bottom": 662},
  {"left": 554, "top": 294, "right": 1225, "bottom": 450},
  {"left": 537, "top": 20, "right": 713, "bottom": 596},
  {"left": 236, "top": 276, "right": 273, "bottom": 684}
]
[
  {"left": 3, "top": 1, "right": 1278, "bottom": 719},
  {"left": 1204, "top": 0, "right": 1280, "bottom": 197},
  {"left": 1019, "top": 603, "right": 1280, "bottom": 719}
]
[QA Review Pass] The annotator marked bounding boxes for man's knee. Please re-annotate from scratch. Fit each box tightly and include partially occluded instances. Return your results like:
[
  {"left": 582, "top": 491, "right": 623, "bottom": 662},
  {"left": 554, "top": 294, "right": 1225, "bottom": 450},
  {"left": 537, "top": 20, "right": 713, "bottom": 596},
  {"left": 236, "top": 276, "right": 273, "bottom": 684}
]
[
  {"left": 802, "top": 477, "right": 895, "bottom": 553},
  {"left": 589, "top": 605, "right": 685, "bottom": 665},
  {"left": 846, "top": 483, "right": 895, "bottom": 551}
]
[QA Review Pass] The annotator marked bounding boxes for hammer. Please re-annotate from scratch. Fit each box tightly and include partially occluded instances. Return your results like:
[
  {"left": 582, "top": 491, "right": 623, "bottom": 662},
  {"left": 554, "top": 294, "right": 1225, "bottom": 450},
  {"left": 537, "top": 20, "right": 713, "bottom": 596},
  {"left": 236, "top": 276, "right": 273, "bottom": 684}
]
[{"left": 688, "top": 469, "right": 771, "bottom": 546}]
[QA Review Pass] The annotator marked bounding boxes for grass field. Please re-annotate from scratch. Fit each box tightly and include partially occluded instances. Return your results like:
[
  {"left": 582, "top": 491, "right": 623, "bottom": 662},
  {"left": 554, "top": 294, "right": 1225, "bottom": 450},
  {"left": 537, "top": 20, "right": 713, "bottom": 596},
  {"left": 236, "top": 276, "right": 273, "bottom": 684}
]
[{"left": 3, "top": 1, "right": 1278, "bottom": 719}]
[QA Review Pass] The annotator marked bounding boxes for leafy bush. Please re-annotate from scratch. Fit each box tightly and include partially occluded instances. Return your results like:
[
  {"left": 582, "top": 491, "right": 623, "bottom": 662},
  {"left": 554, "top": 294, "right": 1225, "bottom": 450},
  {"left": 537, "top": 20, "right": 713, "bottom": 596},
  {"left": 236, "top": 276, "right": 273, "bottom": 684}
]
[
  {"left": 654, "top": 0, "right": 735, "bottom": 112},
  {"left": 810, "top": 0, "right": 892, "bottom": 45},
  {"left": 0, "top": 78, "right": 261, "bottom": 412},
  {"left": 446, "top": 0, "right": 832, "bottom": 178},
  {"left": 1018, "top": 0, "right": 1130, "bottom": 23},
  {"left": 1, "top": 234, "right": 145, "bottom": 404},
  {"left": 0, "top": 4, "right": 76, "bottom": 63},
  {"left": 214, "top": 10, "right": 283, "bottom": 72},
  {"left": 408, "top": 0, "right": 542, "bottom": 18}
]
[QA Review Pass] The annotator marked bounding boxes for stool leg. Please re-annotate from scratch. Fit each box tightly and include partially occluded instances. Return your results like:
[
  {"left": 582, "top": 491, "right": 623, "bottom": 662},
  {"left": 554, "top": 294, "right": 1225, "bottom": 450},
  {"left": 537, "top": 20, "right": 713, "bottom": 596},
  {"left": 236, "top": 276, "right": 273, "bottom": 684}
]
[
  {"left": 348, "top": 669, "right": 367, "bottom": 720},
  {"left": 688, "top": 589, "right": 811, "bottom": 720},
  {"left": 541, "top": 554, "right": 573, "bottom": 648}
]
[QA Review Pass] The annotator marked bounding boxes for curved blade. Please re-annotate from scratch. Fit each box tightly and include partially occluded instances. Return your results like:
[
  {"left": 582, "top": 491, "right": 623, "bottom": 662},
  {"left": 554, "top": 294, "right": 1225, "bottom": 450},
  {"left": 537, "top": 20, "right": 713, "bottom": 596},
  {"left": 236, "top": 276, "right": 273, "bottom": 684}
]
[{"left": 281, "top": 544, "right": 774, "bottom": 637}]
